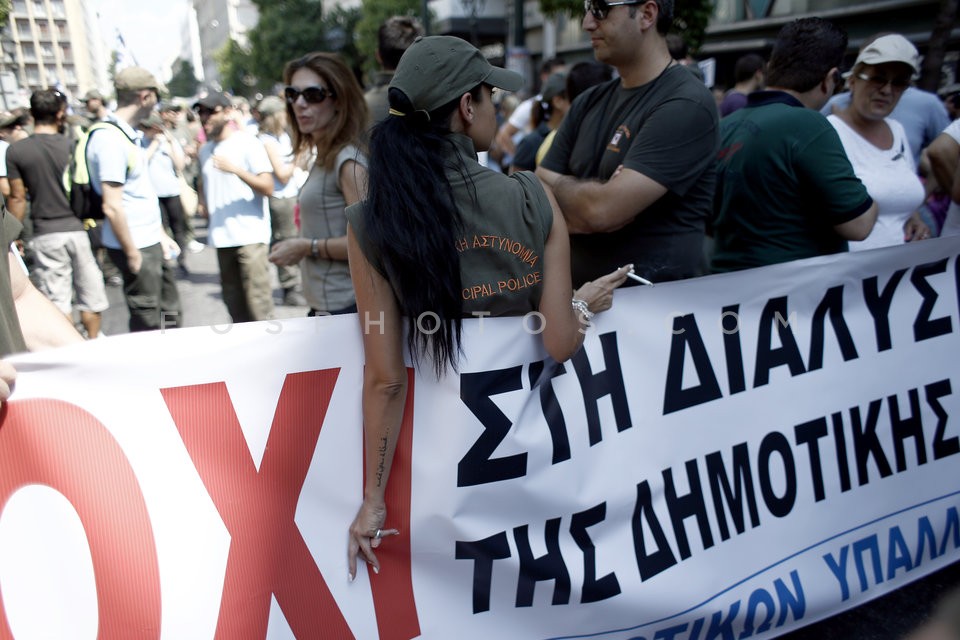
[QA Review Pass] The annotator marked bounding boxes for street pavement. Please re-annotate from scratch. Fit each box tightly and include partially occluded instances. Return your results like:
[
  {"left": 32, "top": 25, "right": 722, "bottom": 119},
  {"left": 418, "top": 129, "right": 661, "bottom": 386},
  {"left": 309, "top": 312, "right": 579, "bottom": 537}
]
[{"left": 100, "top": 216, "right": 308, "bottom": 336}]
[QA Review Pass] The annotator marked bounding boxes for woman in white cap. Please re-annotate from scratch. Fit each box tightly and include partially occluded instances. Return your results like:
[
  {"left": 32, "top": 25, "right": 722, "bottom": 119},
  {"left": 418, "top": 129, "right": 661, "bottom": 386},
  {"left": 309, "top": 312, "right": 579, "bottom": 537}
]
[
  {"left": 344, "top": 35, "right": 630, "bottom": 579},
  {"left": 827, "top": 33, "right": 930, "bottom": 249}
]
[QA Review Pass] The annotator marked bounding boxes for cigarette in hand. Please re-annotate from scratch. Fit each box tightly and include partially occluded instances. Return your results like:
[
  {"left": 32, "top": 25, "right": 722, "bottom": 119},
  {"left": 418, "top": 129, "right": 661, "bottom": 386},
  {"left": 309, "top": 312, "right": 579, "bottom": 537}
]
[{"left": 626, "top": 271, "right": 655, "bottom": 287}]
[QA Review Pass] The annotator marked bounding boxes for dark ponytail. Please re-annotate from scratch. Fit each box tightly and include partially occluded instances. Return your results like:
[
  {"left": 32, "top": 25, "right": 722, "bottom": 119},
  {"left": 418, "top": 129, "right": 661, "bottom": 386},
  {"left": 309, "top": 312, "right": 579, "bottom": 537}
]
[{"left": 362, "top": 85, "right": 482, "bottom": 376}]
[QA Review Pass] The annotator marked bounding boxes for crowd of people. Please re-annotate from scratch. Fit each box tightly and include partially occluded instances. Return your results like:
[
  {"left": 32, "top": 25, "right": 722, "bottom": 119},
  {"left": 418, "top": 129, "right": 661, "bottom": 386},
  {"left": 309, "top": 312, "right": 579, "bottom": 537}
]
[{"left": 0, "top": 1, "right": 958, "bottom": 629}]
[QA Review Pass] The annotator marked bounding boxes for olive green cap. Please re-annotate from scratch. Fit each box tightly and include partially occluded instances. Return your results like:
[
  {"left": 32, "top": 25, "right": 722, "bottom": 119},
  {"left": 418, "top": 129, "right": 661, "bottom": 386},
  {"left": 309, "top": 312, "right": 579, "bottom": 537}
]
[{"left": 390, "top": 35, "right": 523, "bottom": 114}]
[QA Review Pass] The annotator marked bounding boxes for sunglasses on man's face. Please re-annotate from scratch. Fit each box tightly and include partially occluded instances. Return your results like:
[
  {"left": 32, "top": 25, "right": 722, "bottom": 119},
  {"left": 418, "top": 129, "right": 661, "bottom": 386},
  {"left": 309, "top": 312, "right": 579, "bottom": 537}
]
[
  {"left": 583, "top": 0, "right": 643, "bottom": 20},
  {"left": 283, "top": 85, "right": 335, "bottom": 105}
]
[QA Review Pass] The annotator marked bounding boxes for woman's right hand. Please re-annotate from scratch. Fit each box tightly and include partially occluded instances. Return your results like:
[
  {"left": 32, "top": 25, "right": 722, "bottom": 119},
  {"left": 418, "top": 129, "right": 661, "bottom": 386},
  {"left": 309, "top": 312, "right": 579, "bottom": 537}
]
[{"left": 573, "top": 264, "right": 633, "bottom": 314}]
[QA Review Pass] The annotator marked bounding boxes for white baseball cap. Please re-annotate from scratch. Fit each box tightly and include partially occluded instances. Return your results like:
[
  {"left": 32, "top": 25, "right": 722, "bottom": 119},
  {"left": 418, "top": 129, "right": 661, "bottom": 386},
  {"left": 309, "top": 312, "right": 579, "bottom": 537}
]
[{"left": 854, "top": 34, "right": 919, "bottom": 74}]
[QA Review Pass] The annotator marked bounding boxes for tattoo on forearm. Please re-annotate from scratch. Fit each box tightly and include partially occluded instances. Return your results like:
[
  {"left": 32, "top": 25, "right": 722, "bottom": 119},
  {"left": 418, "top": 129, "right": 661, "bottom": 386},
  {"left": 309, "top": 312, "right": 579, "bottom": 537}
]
[{"left": 375, "top": 433, "right": 389, "bottom": 487}]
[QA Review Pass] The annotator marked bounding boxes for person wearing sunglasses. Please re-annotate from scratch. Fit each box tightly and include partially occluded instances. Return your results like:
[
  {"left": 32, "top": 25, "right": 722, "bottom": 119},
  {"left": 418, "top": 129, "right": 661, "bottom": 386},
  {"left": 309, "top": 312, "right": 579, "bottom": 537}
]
[
  {"left": 826, "top": 34, "right": 930, "bottom": 249},
  {"left": 821, "top": 40, "right": 949, "bottom": 171},
  {"left": 343, "top": 35, "right": 631, "bottom": 579},
  {"left": 267, "top": 52, "right": 368, "bottom": 317},
  {"left": 194, "top": 91, "right": 276, "bottom": 324},
  {"left": 536, "top": 0, "right": 719, "bottom": 288},
  {"left": 711, "top": 18, "right": 878, "bottom": 274}
]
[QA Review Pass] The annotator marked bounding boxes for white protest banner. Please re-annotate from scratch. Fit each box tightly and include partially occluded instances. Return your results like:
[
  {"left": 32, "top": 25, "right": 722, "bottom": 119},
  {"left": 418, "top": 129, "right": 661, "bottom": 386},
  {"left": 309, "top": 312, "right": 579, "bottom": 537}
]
[{"left": 0, "top": 237, "right": 958, "bottom": 639}]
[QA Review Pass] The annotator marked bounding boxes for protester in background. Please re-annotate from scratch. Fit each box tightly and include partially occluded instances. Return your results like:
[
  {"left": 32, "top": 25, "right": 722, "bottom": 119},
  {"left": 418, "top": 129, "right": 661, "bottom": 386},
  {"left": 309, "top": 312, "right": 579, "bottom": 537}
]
[
  {"left": 711, "top": 18, "right": 877, "bottom": 273},
  {"left": 484, "top": 92, "right": 520, "bottom": 172},
  {"left": 666, "top": 33, "right": 705, "bottom": 82},
  {"left": 928, "top": 117, "right": 960, "bottom": 237},
  {"left": 86, "top": 67, "right": 182, "bottom": 332},
  {"left": 537, "top": 0, "right": 718, "bottom": 286},
  {"left": 719, "top": 53, "right": 765, "bottom": 117},
  {"left": 83, "top": 89, "right": 110, "bottom": 123},
  {"left": 140, "top": 111, "right": 189, "bottom": 273},
  {"left": 509, "top": 72, "right": 567, "bottom": 173},
  {"left": 231, "top": 95, "right": 259, "bottom": 134},
  {"left": 0, "top": 110, "right": 32, "bottom": 260},
  {"left": 494, "top": 56, "right": 566, "bottom": 160},
  {"left": 256, "top": 95, "right": 305, "bottom": 307},
  {"left": 195, "top": 91, "right": 275, "bottom": 323},
  {"left": 343, "top": 35, "right": 631, "bottom": 578},
  {"left": 160, "top": 101, "right": 203, "bottom": 251},
  {"left": 365, "top": 15, "right": 424, "bottom": 127},
  {"left": 0, "top": 110, "right": 30, "bottom": 199},
  {"left": 268, "top": 52, "right": 368, "bottom": 317},
  {"left": 534, "top": 61, "right": 615, "bottom": 167},
  {"left": 821, "top": 34, "right": 949, "bottom": 168},
  {"left": 944, "top": 92, "right": 960, "bottom": 121},
  {"left": 827, "top": 34, "right": 929, "bottom": 249},
  {"left": 80, "top": 94, "right": 122, "bottom": 285},
  {"left": 6, "top": 89, "right": 109, "bottom": 338}
]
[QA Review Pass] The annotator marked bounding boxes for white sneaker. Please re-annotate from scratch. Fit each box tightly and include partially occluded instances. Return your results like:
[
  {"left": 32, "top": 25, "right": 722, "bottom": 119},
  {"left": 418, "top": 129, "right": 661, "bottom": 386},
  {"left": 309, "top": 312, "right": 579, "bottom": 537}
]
[{"left": 187, "top": 239, "right": 205, "bottom": 253}]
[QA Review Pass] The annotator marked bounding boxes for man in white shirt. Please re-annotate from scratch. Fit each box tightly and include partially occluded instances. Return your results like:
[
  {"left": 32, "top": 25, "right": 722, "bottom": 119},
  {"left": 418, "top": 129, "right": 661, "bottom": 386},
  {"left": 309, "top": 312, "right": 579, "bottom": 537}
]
[{"left": 195, "top": 91, "right": 275, "bottom": 323}]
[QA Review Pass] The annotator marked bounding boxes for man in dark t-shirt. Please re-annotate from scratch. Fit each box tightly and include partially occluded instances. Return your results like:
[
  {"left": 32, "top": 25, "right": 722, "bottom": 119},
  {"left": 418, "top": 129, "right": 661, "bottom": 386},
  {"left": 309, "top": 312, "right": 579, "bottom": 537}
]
[
  {"left": 6, "top": 89, "right": 108, "bottom": 337},
  {"left": 538, "top": 0, "right": 718, "bottom": 287}
]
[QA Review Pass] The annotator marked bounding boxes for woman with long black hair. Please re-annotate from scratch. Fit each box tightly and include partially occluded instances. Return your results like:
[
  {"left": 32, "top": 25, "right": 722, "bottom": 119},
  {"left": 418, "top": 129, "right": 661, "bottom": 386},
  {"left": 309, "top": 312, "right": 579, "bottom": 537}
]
[{"left": 344, "top": 36, "right": 631, "bottom": 578}]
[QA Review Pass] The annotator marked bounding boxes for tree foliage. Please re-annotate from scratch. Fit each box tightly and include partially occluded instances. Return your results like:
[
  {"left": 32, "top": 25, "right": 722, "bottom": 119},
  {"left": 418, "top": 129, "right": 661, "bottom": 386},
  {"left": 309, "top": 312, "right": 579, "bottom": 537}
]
[
  {"left": 0, "top": 0, "right": 10, "bottom": 31},
  {"left": 167, "top": 59, "right": 199, "bottom": 98},
  {"left": 356, "top": 0, "right": 425, "bottom": 79},
  {"left": 217, "top": 0, "right": 362, "bottom": 96},
  {"left": 215, "top": 39, "right": 256, "bottom": 97},
  {"left": 244, "top": 0, "right": 324, "bottom": 85},
  {"left": 537, "top": 0, "right": 715, "bottom": 51}
]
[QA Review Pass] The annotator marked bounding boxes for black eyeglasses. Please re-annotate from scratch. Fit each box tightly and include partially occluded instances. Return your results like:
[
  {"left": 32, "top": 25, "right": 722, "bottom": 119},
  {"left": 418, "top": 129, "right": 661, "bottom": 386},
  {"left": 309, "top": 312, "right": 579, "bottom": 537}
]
[
  {"left": 583, "top": 0, "right": 643, "bottom": 20},
  {"left": 195, "top": 106, "right": 219, "bottom": 118},
  {"left": 855, "top": 72, "right": 911, "bottom": 91},
  {"left": 283, "top": 85, "right": 336, "bottom": 105}
]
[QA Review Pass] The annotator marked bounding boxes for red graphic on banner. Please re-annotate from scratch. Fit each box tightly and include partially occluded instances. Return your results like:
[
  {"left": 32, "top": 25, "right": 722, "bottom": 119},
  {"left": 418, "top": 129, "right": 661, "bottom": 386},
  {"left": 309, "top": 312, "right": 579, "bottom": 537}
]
[
  {"left": 0, "top": 400, "right": 161, "bottom": 639},
  {"left": 367, "top": 368, "right": 420, "bottom": 640},
  {"left": 162, "top": 369, "right": 356, "bottom": 638}
]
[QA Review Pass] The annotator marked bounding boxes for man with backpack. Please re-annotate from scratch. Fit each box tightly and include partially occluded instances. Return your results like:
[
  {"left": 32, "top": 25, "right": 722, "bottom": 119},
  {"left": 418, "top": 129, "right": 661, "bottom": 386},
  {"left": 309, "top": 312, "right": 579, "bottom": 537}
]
[
  {"left": 85, "top": 67, "right": 182, "bottom": 332},
  {"left": 6, "top": 89, "right": 108, "bottom": 338}
]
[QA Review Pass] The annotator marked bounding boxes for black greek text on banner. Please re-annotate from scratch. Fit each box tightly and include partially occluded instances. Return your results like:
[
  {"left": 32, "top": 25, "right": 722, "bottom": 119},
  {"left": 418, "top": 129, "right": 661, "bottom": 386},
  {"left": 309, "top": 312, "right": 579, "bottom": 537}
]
[{"left": 1, "top": 237, "right": 959, "bottom": 639}]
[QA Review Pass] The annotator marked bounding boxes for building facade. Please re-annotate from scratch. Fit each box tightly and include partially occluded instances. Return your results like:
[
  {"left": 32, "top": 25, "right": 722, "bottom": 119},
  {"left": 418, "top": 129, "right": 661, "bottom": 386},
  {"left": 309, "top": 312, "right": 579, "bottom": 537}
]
[
  {"left": 508, "top": 0, "right": 957, "bottom": 92},
  {"left": 1, "top": 0, "right": 101, "bottom": 108},
  {"left": 192, "top": 0, "right": 259, "bottom": 90},
  {"left": 703, "top": 0, "right": 958, "bottom": 90}
]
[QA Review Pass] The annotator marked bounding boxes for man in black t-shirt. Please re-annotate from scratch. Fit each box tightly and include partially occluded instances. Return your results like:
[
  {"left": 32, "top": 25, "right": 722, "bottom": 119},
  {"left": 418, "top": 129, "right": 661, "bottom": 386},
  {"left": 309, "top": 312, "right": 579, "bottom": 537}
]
[
  {"left": 6, "top": 89, "right": 109, "bottom": 338},
  {"left": 537, "top": 0, "right": 718, "bottom": 287}
]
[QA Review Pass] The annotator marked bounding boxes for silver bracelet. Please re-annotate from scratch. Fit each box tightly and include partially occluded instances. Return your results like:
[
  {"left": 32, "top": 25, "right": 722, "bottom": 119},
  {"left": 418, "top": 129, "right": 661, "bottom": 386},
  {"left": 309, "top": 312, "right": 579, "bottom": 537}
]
[{"left": 571, "top": 297, "right": 594, "bottom": 320}]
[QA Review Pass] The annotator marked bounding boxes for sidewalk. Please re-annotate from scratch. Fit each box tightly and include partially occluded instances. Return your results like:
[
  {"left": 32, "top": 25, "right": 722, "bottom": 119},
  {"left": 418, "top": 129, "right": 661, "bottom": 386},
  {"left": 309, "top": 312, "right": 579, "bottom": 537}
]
[{"left": 101, "top": 217, "right": 308, "bottom": 335}]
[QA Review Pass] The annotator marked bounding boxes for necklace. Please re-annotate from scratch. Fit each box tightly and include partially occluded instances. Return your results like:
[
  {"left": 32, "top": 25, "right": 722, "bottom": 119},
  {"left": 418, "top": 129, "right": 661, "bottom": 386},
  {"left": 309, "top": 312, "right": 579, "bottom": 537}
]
[{"left": 654, "top": 57, "right": 675, "bottom": 83}]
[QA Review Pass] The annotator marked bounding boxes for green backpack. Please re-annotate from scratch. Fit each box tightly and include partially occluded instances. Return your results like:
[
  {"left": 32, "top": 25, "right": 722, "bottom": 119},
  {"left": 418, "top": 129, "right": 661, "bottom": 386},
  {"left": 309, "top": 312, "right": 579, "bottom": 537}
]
[{"left": 65, "top": 121, "right": 138, "bottom": 220}]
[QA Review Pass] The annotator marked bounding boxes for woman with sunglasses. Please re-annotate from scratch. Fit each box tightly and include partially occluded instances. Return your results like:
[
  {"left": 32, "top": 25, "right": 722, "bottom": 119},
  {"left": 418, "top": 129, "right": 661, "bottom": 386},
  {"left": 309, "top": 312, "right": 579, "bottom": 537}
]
[
  {"left": 343, "top": 36, "right": 631, "bottom": 579},
  {"left": 826, "top": 34, "right": 930, "bottom": 249},
  {"left": 268, "top": 52, "right": 368, "bottom": 316}
]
